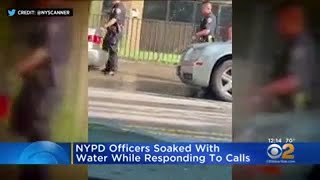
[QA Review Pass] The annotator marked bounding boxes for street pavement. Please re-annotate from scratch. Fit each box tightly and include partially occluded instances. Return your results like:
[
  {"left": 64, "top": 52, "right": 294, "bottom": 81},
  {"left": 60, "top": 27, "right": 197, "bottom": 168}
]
[
  {"left": 89, "top": 60, "right": 200, "bottom": 97},
  {"left": 88, "top": 86, "right": 232, "bottom": 180},
  {"left": 89, "top": 86, "right": 231, "bottom": 141},
  {"left": 88, "top": 61, "right": 232, "bottom": 180},
  {"left": 89, "top": 61, "right": 232, "bottom": 141}
]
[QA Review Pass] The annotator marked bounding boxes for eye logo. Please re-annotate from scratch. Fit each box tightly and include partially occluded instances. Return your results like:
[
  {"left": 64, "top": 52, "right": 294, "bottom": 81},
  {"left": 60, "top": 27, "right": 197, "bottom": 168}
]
[
  {"left": 267, "top": 144, "right": 295, "bottom": 160},
  {"left": 19, "top": 141, "right": 69, "bottom": 164},
  {"left": 267, "top": 144, "right": 283, "bottom": 159}
]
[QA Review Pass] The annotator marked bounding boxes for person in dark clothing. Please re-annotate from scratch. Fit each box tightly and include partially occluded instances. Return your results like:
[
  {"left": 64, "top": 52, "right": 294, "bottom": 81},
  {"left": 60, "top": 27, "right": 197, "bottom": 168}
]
[
  {"left": 251, "top": 1, "right": 320, "bottom": 112},
  {"left": 10, "top": 0, "right": 72, "bottom": 179},
  {"left": 193, "top": 1, "right": 217, "bottom": 43},
  {"left": 11, "top": 19, "right": 51, "bottom": 180},
  {"left": 12, "top": 1, "right": 71, "bottom": 143},
  {"left": 101, "top": 0, "right": 126, "bottom": 76}
]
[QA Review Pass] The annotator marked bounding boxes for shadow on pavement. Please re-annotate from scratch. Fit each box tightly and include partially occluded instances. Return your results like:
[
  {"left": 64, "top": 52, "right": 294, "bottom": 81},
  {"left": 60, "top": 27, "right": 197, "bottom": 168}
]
[
  {"left": 89, "top": 75, "right": 215, "bottom": 100},
  {"left": 90, "top": 77, "right": 192, "bottom": 96},
  {"left": 121, "top": 72, "right": 179, "bottom": 84},
  {"left": 134, "top": 80, "right": 196, "bottom": 97}
]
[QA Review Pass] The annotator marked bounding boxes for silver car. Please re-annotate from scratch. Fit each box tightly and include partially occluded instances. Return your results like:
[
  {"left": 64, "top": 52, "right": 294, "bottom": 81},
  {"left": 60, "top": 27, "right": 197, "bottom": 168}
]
[
  {"left": 177, "top": 41, "right": 232, "bottom": 101},
  {"left": 88, "top": 27, "right": 108, "bottom": 70}
]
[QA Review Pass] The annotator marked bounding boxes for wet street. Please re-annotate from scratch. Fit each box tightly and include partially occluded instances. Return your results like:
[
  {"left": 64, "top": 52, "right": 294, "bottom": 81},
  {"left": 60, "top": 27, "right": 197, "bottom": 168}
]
[
  {"left": 89, "top": 87, "right": 231, "bottom": 141},
  {"left": 88, "top": 61, "right": 232, "bottom": 180}
]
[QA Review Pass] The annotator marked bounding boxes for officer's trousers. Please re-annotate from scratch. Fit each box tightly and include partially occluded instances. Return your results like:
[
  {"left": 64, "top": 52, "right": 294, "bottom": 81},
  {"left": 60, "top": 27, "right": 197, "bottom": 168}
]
[
  {"left": 10, "top": 80, "right": 58, "bottom": 180},
  {"left": 103, "top": 32, "right": 122, "bottom": 72}
]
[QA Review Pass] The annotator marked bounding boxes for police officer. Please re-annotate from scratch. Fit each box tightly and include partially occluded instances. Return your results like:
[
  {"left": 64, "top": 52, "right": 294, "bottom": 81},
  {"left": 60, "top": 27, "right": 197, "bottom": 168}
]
[
  {"left": 251, "top": 1, "right": 320, "bottom": 112},
  {"left": 11, "top": 0, "right": 72, "bottom": 179},
  {"left": 101, "top": 0, "right": 126, "bottom": 76},
  {"left": 193, "top": 1, "right": 217, "bottom": 43}
]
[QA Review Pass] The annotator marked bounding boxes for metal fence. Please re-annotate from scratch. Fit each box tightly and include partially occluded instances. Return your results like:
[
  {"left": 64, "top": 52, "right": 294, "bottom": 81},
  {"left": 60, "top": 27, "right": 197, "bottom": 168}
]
[
  {"left": 88, "top": 14, "right": 227, "bottom": 64},
  {"left": 89, "top": 14, "right": 199, "bottom": 64}
]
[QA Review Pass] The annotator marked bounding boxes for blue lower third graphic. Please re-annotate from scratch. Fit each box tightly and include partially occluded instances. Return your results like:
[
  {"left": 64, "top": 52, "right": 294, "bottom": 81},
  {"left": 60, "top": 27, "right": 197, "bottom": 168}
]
[
  {"left": 0, "top": 141, "right": 71, "bottom": 164},
  {"left": 72, "top": 143, "right": 320, "bottom": 165}
]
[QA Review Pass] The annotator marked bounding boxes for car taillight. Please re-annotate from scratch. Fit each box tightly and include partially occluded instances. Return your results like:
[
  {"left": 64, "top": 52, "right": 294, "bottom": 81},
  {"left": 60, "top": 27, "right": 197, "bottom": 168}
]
[
  {"left": 88, "top": 35, "right": 102, "bottom": 44},
  {"left": 0, "top": 95, "right": 10, "bottom": 119},
  {"left": 194, "top": 60, "right": 204, "bottom": 66}
]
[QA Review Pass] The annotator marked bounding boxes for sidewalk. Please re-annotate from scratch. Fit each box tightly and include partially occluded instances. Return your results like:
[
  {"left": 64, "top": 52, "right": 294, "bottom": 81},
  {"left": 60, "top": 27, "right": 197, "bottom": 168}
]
[{"left": 89, "top": 60, "right": 199, "bottom": 97}]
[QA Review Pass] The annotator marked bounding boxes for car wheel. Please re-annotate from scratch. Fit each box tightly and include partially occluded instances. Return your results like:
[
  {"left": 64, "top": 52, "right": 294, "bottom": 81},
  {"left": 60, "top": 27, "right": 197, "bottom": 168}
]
[{"left": 211, "top": 60, "right": 232, "bottom": 102}]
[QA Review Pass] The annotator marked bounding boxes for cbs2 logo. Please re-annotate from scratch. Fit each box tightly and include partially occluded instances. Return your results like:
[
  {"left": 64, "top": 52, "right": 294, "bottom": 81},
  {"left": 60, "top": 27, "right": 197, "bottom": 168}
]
[{"left": 267, "top": 144, "right": 294, "bottom": 160}]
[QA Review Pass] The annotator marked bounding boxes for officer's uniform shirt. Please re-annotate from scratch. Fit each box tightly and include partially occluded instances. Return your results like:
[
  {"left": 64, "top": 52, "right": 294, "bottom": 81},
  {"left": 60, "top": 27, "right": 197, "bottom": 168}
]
[
  {"left": 13, "top": 18, "right": 54, "bottom": 89},
  {"left": 273, "top": 31, "right": 320, "bottom": 110},
  {"left": 287, "top": 32, "right": 320, "bottom": 108},
  {"left": 16, "top": 17, "right": 71, "bottom": 89},
  {"left": 288, "top": 33, "right": 314, "bottom": 92},
  {"left": 10, "top": 17, "right": 72, "bottom": 138},
  {"left": 108, "top": 3, "right": 126, "bottom": 34},
  {"left": 199, "top": 13, "right": 217, "bottom": 42}
]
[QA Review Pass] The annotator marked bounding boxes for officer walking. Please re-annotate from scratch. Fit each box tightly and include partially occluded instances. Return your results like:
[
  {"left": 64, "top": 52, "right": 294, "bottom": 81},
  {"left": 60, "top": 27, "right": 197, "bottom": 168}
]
[
  {"left": 101, "top": 0, "right": 126, "bottom": 76},
  {"left": 251, "top": 1, "right": 320, "bottom": 112},
  {"left": 11, "top": 0, "right": 72, "bottom": 179},
  {"left": 193, "top": 1, "right": 217, "bottom": 43}
]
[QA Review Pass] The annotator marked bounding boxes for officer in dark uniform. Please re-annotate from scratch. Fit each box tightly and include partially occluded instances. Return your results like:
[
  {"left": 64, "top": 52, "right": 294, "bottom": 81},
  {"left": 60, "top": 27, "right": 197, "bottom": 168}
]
[
  {"left": 101, "top": 0, "right": 126, "bottom": 76},
  {"left": 244, "top": 2, "right": 320, "bottom": 179},
  {"left": 193, "top": 1, "right": 217, "bottom": 43},
  {"left": 11, "top": 1, "right": 72, "bottom": 180},
  {"left": 250, "top": 1, "right": 320, "bottom": 112}
]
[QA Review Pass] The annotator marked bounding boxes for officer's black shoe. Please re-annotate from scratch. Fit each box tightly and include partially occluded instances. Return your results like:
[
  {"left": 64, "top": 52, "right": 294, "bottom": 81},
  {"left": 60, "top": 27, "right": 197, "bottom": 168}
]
[{"left": 101, "top": 68, "right": 110, "bottom": 75}]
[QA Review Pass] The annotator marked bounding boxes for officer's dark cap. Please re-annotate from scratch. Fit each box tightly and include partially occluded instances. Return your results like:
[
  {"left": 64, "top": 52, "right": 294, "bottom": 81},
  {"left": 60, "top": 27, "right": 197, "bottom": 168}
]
[{"left": 201, "top": 0, "right": 211, "bottom": 5}]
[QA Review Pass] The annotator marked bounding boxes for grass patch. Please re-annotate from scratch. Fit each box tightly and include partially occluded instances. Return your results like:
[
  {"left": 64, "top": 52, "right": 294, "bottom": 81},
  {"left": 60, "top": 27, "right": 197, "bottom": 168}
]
[
  {"left": 119, "top": 49, "right": 181, "bottom": 65},
  {"left": 118, "top": 35, "right": 181, "bottom": 65}
]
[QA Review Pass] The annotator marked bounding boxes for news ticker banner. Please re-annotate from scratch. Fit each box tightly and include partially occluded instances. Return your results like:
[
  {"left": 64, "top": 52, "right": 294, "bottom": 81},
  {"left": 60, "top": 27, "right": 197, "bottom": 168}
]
[
  {"left": 0, "top": 141, "right": 319, "bottom": 165},
  {"left": 7, "top": 8, "right": 73, "bottom": 17}
]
